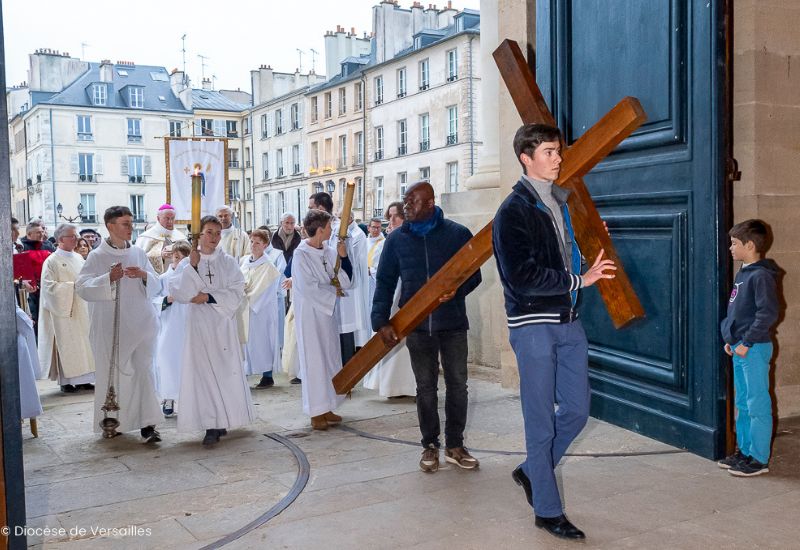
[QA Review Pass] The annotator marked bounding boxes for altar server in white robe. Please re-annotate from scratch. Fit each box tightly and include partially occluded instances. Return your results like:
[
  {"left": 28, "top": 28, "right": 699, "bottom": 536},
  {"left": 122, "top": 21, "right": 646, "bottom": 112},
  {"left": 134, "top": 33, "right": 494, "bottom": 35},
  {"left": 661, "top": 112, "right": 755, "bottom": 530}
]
[
  {"left": 294, "top": 209, "right": 352, "bottom": 431},
  {"left": 17, "top": 305, "right": 43, "bottom": 421},
  {"left": 134, "top": 204, "right": 187, "bottom": 274},
  {"left": 154, "top": 240, "right": 192, "bottom": 417},
  {"left": 365, "top": 217, "right": 386, "bottom": 303},
  {"left": 38, "top": 223, "right": 96, "bottom": 393},
  {"left": 363, "top": 202, "right": 416, "bottom": 398},
  {"left": 216, "top": 206, "right": 250, "bottom": 260},
  {"left": 239, "top": 228, "right": 285, "bottom": 389},
  {"left": 76, "top": 206, "right": 164, "bottom": 443},
  {"left": 171, "top": 215, "right": 254, "bottom": 446}
]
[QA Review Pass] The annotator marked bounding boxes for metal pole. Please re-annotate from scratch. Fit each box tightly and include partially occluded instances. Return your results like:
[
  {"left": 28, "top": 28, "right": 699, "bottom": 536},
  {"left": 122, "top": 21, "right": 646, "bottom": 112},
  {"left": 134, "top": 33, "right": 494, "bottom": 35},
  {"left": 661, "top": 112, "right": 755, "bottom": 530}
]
[{"left": 0, "top": 0, "right": 29, "bottom": 546}]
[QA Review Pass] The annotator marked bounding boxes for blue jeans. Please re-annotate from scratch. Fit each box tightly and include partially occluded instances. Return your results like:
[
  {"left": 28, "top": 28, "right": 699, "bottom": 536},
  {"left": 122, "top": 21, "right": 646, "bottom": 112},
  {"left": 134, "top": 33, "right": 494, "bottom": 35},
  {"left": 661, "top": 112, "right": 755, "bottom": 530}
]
[
  {"left": 406, "top": 330, "right": 469, "bottom": 449},
  {"left": 732, "top": 342, "right": 773, "bottom": 464},
  {"left": 509, "top": 321, "right": 590, "bottom": 518}
]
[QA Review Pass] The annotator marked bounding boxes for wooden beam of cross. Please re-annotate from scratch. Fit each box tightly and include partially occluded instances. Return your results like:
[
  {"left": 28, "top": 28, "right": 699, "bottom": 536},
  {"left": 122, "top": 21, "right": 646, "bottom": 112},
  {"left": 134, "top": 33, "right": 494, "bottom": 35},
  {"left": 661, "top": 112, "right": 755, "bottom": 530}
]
[{"left": 333, "top": 39, "right": 646, "bottom": 395}]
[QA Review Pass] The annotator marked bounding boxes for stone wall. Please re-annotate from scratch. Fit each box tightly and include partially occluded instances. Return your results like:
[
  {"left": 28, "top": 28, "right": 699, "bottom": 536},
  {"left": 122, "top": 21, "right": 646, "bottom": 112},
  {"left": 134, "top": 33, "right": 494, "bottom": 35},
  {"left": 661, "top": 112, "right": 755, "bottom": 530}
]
[{"left": 734, "top": 1, "right": 800, "bottom": 418}]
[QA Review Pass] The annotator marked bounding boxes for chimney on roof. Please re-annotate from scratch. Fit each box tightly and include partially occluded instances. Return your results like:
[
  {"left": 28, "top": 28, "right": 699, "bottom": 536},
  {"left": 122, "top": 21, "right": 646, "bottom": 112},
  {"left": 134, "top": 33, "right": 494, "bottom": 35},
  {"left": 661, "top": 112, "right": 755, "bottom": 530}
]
[
  {"left": 99, "top": 59, "right": 114, "bottom": 83},
  {"left": 201, "top": 77, "right": 212, "bottom": 91}
]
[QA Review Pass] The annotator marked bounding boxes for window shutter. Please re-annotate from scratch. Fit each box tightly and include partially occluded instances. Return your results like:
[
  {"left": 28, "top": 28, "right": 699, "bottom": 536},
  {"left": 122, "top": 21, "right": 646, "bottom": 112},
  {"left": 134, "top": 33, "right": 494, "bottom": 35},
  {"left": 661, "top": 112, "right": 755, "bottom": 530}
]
[
  {"left": 71, "top": 154, "right": 79, "bottom": 174},
  {"left": 120, "top": 155, "right": 128, "bottom": 175},
  {"left": 194, "top": 120, "right": 201, "bottom": 136},
  {"left": 144, "top": 156, "right": 152, "bottom": 176},
  {"left": 214, "top": 120, "right": 225, "bottom": 137},
  {"left": 95, "top": 154, "right": 104, "bottom": 174}
]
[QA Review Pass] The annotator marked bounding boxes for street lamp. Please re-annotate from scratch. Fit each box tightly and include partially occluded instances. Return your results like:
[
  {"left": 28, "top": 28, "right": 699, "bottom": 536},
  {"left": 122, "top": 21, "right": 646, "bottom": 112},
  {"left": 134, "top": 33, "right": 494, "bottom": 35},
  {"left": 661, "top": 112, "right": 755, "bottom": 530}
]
[{"left": 57, "top": 202, "right": 84, "bottom": 223}]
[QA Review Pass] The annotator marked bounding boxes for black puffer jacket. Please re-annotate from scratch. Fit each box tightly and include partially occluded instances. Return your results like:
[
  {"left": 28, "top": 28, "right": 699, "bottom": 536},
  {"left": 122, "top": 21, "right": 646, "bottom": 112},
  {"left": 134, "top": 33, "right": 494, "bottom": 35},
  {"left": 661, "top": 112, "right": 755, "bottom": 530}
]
[{"left": 372, "top": 210, "right": 481, "bottom": 334}]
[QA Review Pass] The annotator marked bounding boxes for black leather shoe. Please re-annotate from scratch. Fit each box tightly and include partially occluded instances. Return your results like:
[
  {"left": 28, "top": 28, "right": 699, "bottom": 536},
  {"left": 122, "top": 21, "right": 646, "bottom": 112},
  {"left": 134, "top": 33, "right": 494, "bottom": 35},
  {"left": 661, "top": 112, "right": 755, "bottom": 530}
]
[
  {"left": 512, "top": 466, "right": 533, "bottom": 507},
  {"left": 534, "top": 514, "right": 586, "bottom": 540}
]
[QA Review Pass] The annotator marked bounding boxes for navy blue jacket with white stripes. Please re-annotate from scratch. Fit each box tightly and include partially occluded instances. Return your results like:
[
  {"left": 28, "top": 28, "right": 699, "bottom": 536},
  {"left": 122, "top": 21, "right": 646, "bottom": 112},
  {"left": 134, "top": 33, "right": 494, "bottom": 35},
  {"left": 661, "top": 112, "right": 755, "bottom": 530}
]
[{"left": 492, "top": 179, "right": 583, "bottom": 328}]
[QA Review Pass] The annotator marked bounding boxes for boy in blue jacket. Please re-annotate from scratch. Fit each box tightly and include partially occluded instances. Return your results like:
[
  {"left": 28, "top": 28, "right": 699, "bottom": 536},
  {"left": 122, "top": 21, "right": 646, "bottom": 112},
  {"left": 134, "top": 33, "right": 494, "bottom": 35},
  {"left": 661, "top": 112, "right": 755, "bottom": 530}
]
[{"left": 719, "top": 219, "right": 779, "bottom": 477}]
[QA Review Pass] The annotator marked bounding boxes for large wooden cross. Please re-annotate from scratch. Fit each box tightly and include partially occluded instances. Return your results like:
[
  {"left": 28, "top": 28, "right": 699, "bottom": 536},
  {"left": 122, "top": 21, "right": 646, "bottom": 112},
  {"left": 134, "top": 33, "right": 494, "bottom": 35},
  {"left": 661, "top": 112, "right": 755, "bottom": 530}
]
[{"left": 333, "top": 39, "right": 647, "bottom": 394}]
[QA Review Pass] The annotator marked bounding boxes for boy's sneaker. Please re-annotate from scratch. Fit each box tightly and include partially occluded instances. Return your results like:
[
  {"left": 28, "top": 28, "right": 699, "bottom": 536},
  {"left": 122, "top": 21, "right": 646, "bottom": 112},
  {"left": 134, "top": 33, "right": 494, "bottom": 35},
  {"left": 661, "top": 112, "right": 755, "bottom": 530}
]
[
  {"left": 717, "top": 449, "right": 746, "bottom": 469},
  {"left": 162, "top": 400, "right": 175, "bottom": 417},
  {"left": 140, "top": 426, "right": 161, "bottom": 444},
  {"left": 729, "top": 456, "right": 769, "bottom": 477},
  {"left": 419, "top": 444, "right": 439, "bottom": 473}
]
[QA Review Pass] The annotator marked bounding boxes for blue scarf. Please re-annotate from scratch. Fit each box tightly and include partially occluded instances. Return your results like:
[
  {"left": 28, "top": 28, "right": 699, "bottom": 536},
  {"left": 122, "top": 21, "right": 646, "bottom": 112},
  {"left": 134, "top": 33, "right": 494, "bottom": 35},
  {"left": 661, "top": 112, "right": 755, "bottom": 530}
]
[{"left": 408, "top": 206, "right": 444, "bottom": 237}]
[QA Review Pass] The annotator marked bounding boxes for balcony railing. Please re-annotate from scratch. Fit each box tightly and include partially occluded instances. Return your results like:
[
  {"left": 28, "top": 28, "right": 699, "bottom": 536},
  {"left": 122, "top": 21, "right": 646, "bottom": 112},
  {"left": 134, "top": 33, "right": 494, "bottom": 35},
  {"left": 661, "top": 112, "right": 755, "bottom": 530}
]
[
  {"left": 77, "top": 133, "right": 93, "bottom": 141},
  {"left": 420, "top": 140, "right": 430, "bottom": 151},
  {"left": 397, "top": 91, "right": 406, "bottom": 98},
  {"left": 228, "top": 161, "right": 240, "bottom": 168},
  {"left": 374, "top": 151, "right": 384, "bottom": 161},
  {"left": 374, "top": 97, "right": 383, "bottom": 106},
  {"left": 263, "top": 171, "right": 270, "bottom": 180},
  {"left": 133, "top": 216, "right": 146, "bottom": 223},
  {"left": 127, "top": 134, "right": 142, "bottom": 143},
  {"left": 447, "top": 74, "right": 458, "bottom": 82},
  {"left": 277, "top": 167, "right": 285, "bottom": 178},
  {"left": 419, "top": 83, "right": 429, "bottom": 91},
  {"left": 128, "top": 175, "right": 146, "bottom": 183},
  {"left": 446, "top": 134, "right": 458, "bottom": 146},
  {"left": 293, "top": 164, "right": 301, "bottom": 175},
  {"left": 80, "top": 214, "right": 98, "bottom": 224},
  {"left": 227, "top": 131, "right": 238, "bottom": 138},
  {"left": 78, "top": 174, "right": 95, "bottom": 182},
  {"left": 397, "top": 145, "right": 407, "bottom": 156},
  {"left": 373, "top": 208, "right": 383, "bottom": 217}
]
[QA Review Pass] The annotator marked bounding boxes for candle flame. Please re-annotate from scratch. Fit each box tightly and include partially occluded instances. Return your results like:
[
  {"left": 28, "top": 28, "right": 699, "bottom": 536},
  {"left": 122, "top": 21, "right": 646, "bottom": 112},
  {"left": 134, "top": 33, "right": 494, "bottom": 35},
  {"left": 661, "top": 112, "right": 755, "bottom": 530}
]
[{"left": 193, "top": 166, "right": 201, "bottom": 176}]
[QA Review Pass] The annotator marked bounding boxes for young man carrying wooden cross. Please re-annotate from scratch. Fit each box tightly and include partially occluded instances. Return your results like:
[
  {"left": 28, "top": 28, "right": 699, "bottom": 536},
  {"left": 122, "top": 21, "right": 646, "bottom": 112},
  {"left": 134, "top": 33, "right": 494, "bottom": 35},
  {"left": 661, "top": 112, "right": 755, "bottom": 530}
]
[{"left": 493, "top": 124, "right": 617, "bottom": 540}]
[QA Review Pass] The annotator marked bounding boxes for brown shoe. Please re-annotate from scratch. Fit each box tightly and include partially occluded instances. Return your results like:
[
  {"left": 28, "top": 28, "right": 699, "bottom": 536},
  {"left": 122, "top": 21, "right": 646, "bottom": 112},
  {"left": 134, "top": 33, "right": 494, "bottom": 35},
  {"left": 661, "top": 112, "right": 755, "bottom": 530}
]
[
  {"left": 324, "top": 411, "right": 342, "bottom": 424},
  {"left": 419, "top": 444, "right": 439, "bottom": 473},
  {"left": 445, "top": 447, "right": 479, "bottom": 469},
  {"left": 311, "top": 415, "right": 329, "bottom": 431}
]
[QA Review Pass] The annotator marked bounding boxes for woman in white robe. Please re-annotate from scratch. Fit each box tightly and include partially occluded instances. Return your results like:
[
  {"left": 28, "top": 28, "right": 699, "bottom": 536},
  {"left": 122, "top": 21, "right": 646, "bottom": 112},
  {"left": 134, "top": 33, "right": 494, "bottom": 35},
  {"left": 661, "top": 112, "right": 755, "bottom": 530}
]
[
  {"left": 239, "top": 229, "right": 286, "bottom": 387},
  {"left": 154, "top": 241, "right": 192, "bottom": 416},
  {"left": 294, "top": 210, "right": 352, "bottom": 430},
  {"left": 75, "top": 208, "right": 164, "bottom": 441},
  {"left": 171, "top": 216, "right": 254, "bottom": 446}
]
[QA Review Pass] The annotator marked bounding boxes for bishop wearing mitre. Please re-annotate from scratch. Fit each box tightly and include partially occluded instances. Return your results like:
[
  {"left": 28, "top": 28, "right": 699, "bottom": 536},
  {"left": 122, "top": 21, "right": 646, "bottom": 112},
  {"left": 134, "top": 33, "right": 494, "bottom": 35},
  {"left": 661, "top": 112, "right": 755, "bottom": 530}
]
[{"left": 135, "top": 204, "right": 187, "bottom": 274}]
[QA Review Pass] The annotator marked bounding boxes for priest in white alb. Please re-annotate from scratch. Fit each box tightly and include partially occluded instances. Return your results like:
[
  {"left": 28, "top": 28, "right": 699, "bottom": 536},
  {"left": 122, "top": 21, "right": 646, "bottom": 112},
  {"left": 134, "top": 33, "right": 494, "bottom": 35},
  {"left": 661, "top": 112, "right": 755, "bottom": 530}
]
[
  {"left": 171, "top": 215, "right": 254, "bottom": 446},
  {"left": 76, "top": 206, "right": 164, "bottom": 443},
  {"left": 293, "top": 209, "right": 352, "bottom": 431},
  {"left": 365, "top": 216, "right": 385, "bottom": 303},
  {"left": 239, "top": 228, "right": 285, "bottom": 389},
  {"left": 38, "top": 223, "right": 96, "bottom": 393},
  {"left": 135, "top": 204, "right": 187, "bottom": 274},
  {"left": 216, "top": 205, "right": 250, "bottom": 260}
]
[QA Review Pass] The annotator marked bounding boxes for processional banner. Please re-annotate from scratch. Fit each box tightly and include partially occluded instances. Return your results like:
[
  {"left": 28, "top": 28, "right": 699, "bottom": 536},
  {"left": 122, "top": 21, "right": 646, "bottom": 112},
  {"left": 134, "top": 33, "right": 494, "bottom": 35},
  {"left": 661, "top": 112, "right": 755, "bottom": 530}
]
[{"left": 165, "top": 138, "right": 229, "bottom": 223}]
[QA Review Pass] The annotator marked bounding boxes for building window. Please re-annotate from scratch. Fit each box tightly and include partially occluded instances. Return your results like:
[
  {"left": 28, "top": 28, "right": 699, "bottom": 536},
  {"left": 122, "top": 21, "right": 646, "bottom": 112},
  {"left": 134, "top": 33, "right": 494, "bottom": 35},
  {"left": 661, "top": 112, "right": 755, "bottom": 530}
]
[
  {"left": 397, "top": 68, "right": 407, "bottom": 98},
  {"left": 261, "top": 114, "right": 269, "bottom": 138},
  {"left": 292, "top": 144, "right": 300, "bottom": 175},
  {"left": 338, "top": 135, "right": 348, "bottom": 169},
  {"left": 92, "top": 84, "right": 107, "bottom": 106},
  {"left": 129, "top": 87, "right": 144, "bottom": 108},
  {"left": 78, "top": 153, "right": 94, "bottom": 181},
  {"left": 229, "top": 180, "right": 241, "bottom": 201},
  {"left": 275, "top": 109, "right": 283, "bottom": 135},
  {"left": 77, "top": 115, "right": 92, "bottom": 141},
  {"left": 311, "top": 141, "right": 319, "bottom": 171},
  {"left": 420, "top": 166, "right": 430, "bottom": 181},
  {"left": 263, "top": 194, "right": 272, "bottom": 225},
  {"left": 244, "top": 147, "right": 251, "bottom": 168},
  {"left": 291, "top": 103, "right": 300, "bottom": 130},
  {"left": 375, "top": 177, "right": 384, "bottom": 211},
  {"left": 324, "top": 92, "right": 332, "bottom": 119},
  {"left": 169, "top": 120, "right": 182, "bottom": 137},
  {"left": 311, "top": 97, "right": 319, "bottom": 123},
  {"left": 262, "top": 152, "right": 270, "bottom": 180},
  {"left": 447, "top": 49, "right": 458, "bottom": 81},
  {"left": 419, "top": 59, "right": 430, "bottom": 90},
  {"left": 374, "top": 76, "right": 383, "bottom": 105},
  {"left": 398, "top": 119, "right": 407, "bottom": 156},
  {"left": 338, "top": 87, "right": 346, "bottom": 115},
  {"left": 276, "top": 149, "right": 284, "bottom": 177},
  {"left": 80, "top": 193, "right": 97, "bottom": 223},
  {"left": 243, "top": 116, "right": 251, "bottom": 135},
  {"left": 201, "top": 118, "right": 213, "bottom": 136},
  {"left": 447, "top": 161, "right": 459, "bottom": 192},
  {"left": 355, "top": 82, "right": 363, "bottom": 111},
  {"left": 128, "top": 156, "right": 144, "bottom": 182},
  {"left": 355, "top": 176, "right": 364, "bottom": 208},
  {"left": 338, "top": 178, "right": 346, "bottom": 204},
  {"left": 355, "top": 132, "right": 364, "bottom": 166},
  {"left": 398, "top": 171, "right": 408, "bottom": 197},
  {"left": 226, "top": 120, "right": 238, "bottom": 138},
  {"left": 130, "top": 195, "right": 145, "bottom": 222},
  {"left": 127, "top": 118, "right": 142, "bottom": 143},
  {"left": 228, "top": 148, "right": 239, "bottom": 168},
  {"left": 447, "top": 106, "right": 458, "bottom": 145},
  {"left": 375, "top": 126, "right": 384, "bottom": 160},
  {"left": 420, "top": 113, "right": 430, "bottom": 151}
]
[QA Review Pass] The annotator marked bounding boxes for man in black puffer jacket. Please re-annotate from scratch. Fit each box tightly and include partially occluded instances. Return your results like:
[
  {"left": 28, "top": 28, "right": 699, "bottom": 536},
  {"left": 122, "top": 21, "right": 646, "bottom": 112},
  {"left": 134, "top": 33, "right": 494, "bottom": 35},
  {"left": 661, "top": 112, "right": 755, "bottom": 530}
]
[{"left": 372, "top": 181, "right": 482, "bottom": 473}]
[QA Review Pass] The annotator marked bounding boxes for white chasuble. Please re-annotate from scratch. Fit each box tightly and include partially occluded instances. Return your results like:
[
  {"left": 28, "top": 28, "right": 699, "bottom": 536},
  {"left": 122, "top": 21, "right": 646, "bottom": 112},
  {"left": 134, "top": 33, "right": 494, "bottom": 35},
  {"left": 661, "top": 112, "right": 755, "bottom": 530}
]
[
  {"left": 135, "top": 222, "right": 187, "bottom": 274},
  {"left": 76, "top": 240, "right": 164, "bottom": 434},
  {"left": 329, "top": 220, "right": 371, "bottom": 346},
  {"left": 155, "top": 265, "right": 187, "bottom": 401},
  {"left": 171, "top": 248, "right": 254, "bottom": 432},
  {"left": 38, "top": 249, "right": 95, "bottom": 382},
  {"left": 239, "top": 250, "right": 284, "bottom": 375},
  {"left": 293, "top": 240, "right": 352, "bottom": 417},
  {"left": 219, "top": 227, "right": 251, "bottom": 260}
]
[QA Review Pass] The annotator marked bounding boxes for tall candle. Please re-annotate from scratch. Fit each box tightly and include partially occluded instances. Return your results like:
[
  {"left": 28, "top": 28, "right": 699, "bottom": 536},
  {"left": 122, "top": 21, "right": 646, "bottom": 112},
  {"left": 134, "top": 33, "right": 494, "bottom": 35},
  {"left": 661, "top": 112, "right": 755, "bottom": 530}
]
[{"left": 191, "top": 169, "right": 202, "bottom": 243}]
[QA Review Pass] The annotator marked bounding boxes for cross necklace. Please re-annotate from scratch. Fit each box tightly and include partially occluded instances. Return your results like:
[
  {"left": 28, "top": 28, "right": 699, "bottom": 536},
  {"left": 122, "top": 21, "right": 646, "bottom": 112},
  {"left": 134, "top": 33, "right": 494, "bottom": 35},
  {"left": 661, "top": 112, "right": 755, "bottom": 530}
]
[{"left": 204, "top": 261, "right": 215, "bottom": 285}]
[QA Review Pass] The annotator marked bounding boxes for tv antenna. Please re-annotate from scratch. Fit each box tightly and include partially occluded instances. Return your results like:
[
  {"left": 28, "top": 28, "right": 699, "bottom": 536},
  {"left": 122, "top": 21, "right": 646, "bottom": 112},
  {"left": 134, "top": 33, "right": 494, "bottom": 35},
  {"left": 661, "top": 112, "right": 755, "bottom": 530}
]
[
  {"left": 310, "top": 49, "right": 319, "bottom": 73},
  {"left": 197, "top": 53, "right": 209, "bottom": 82},
  {"left": 81, "top": 42, "right": 91, "bottom": 59},
  {"left": 296, "top": 49, "right": 304, "bottom": 72}
]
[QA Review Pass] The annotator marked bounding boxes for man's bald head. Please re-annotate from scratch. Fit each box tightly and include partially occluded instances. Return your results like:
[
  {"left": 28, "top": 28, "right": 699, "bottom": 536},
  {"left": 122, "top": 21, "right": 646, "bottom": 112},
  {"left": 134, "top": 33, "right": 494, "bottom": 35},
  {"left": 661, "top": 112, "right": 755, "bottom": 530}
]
[{"left": 403, "top": 181, "right": 436, "bottom": 222}]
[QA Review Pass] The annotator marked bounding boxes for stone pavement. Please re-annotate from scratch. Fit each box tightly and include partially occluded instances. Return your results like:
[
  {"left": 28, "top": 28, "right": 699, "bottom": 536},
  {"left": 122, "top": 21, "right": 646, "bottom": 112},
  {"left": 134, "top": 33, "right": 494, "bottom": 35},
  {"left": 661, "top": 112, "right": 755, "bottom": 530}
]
[{"left": 21, "top": 368, "right": 800, "bottom": 549}]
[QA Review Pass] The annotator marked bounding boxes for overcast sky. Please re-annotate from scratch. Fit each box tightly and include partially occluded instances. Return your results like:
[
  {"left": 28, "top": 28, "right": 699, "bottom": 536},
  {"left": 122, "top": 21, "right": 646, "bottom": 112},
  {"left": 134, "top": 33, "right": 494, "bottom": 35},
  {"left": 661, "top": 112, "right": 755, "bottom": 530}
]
[{"left": 3, "top": 0, "right": 480, "bottom": 92}]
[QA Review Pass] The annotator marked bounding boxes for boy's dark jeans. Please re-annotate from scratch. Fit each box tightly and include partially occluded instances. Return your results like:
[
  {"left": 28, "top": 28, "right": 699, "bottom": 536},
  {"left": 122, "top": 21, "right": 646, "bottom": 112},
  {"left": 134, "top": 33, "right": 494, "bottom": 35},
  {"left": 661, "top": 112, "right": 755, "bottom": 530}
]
[{"left": 406, "top": 330, "right": 469, "bottom": 449}]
